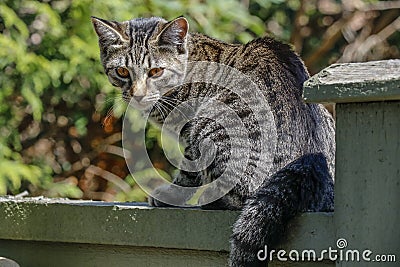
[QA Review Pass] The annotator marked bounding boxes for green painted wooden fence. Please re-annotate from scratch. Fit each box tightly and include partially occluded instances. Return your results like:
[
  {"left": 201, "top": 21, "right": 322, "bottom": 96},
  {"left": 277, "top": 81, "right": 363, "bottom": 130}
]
[{"left": 0, "top": 60, "right": 399, "bottom": 267}]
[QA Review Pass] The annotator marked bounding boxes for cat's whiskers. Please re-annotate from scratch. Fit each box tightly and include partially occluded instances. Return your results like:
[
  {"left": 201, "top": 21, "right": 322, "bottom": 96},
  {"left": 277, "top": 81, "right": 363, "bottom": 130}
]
[
  {"left": 153, "top": 102, "right": 168, "bottom": 121},
  {"left": 99, "top": 94, "right": 128, "bottom": 127},
  {"left": 102, "top": 107, "right": 115, "bottom": 128},
  {"left": 95, "top": 94, "right": 123, "bottom": 114},
  {"left": 144, "top": 94, "right": 160, "bottom": 103},
  {"left": 159, "top": 96, "right": 189, "bottom": 121}
]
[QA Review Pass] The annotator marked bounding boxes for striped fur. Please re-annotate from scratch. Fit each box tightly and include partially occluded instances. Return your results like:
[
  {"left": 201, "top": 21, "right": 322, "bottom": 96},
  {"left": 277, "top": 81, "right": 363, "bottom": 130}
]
[{"left": 92, "top": 16, "right": 335, "bottom": 267}]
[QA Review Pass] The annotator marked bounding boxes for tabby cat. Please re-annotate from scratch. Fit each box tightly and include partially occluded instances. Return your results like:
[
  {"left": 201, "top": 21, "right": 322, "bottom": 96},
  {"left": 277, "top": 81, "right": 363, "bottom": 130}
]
[{"left": 92, "top": 16, "right": 335, "bottom": 267}]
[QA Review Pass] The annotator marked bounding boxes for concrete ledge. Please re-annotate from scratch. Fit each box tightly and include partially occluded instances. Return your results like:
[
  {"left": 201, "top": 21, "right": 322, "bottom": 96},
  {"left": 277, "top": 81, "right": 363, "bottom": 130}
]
[
  {"left": 0, "top": 196, "right": 334, "bottom": 266},
  {"left": 303, "top": 60, "right": 400, "bottom": 103}
]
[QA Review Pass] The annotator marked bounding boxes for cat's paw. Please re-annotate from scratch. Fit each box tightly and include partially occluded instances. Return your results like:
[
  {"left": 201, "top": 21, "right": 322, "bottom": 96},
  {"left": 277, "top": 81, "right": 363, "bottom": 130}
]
[
  {"left": 148, "top": 184, "right": 196, "bottom": 207},
  {"left": 148, "top": 195, "right": 172, "bottom": 207},
  {"left": 147, "top": 184, "right": 178, "bottom": 207}
]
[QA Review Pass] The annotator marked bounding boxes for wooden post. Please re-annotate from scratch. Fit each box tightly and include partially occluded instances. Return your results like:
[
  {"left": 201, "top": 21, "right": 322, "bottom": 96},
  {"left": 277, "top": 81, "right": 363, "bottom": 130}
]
[{"left": 304, "top": 59, "right": 400, "bottom": 267}]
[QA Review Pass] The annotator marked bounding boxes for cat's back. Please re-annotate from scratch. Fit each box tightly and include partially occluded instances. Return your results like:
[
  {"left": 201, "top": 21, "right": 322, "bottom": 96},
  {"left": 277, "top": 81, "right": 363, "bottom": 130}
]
[
  {"left": 239, "top": 36, "right": 309, "bottom": 83},
  {"left": 189, "top": 33, "right": 308, "bottom": 86},
  {"left": 188, "top": 32, "right": 334, "bottom": 177}
]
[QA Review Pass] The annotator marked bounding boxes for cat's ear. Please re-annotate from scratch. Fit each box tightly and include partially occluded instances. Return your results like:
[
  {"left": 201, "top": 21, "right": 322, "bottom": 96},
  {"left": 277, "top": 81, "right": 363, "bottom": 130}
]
[
  {"left": 156, "top": 16, "right": 189, "bottom": 48},
  {"left": 91, "top": 16, "right": 129, "bottom": 43}
]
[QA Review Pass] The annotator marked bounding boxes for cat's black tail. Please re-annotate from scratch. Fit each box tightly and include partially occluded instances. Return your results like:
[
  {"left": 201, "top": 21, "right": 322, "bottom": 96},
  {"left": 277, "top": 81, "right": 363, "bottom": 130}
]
[{"left": 229, "top": 153, "right": 334, "bottom": 267}]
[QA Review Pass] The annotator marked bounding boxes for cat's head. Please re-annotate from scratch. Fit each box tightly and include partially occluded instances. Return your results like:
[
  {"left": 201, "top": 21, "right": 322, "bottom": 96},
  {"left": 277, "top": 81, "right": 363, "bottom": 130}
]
[{"left": 91, "top": 16, "right": 189, "bottom": 110}]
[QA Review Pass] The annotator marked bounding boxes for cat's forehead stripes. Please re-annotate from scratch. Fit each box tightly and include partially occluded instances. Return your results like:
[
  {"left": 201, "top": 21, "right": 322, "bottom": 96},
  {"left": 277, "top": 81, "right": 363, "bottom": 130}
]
[
  {"left": 127, "top": 17, "right": 165, "bottom": 66},
  {"left": 99, "top": 17, "right": 166, "bottom": 71}
]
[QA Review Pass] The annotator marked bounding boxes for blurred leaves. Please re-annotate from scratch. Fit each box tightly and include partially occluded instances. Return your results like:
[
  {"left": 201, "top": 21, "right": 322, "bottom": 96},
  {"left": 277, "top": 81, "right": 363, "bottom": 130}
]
[
  {"left": 249, "top": 0, "right": 400, "bottom": 73},
  {"left": 0, "top": 0, "right": 398, "bottom": 201},
  {"left": 0, "top": 159, "right": 43, "bottom": 195}
]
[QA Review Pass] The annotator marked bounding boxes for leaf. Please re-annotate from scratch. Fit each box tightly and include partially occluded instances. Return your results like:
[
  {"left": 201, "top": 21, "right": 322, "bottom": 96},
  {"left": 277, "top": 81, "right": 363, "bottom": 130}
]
[
  {"left": 21, "top": 83, "right": 43, "bottom": 121},
  {"left": 45, "top": 181, "right": 83, "bottom": 199},
  {"left": 0, "top": 4, "right": 29, "bottom": 38},
  {"left": 0, "top": 159, "right": 45, "bottom": 195}
]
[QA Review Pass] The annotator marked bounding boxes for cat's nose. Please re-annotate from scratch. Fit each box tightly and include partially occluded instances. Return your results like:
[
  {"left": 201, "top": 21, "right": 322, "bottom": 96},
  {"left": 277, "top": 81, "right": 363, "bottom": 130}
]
[{"left": 133, "top": 95, "right": 144, "bottom": 102}]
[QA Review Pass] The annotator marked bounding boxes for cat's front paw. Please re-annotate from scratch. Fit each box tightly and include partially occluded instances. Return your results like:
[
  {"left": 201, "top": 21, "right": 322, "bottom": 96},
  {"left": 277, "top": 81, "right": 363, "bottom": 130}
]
[
  {"left": 147, "top": 184, "right": 177, "bottom": 207},
  {"left": 147, "top": 184, "right": 195, "bottom": 207},
  {"left": 148, "top": 195, "right": 172, "bottom": 207}
]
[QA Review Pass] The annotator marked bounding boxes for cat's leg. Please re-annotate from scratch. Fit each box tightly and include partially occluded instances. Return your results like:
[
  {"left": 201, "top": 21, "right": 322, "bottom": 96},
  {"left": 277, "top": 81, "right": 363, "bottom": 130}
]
[
  {"left": 148, "top": 149, "right": 235, "bottom": 208},
  {"left": 148, "top": 125, "right": 204, "bottom": 207},
  {"left": 229, "top": 153, "right": 334, "bottom": 267},
  {"left": 148, "top": 170, "right": 200, "bottom": 207}
]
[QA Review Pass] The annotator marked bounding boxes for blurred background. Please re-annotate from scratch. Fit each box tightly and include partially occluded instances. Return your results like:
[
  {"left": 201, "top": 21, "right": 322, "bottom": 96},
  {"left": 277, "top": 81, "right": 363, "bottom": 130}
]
[{"left": 0, "top": 0, "right": 399, "bottom": 202}]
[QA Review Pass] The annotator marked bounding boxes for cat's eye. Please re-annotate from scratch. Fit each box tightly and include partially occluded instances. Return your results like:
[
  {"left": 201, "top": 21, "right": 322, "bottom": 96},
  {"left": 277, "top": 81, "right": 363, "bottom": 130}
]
[
  {"left": 116, "top": 67, "right": 130, "bottom": 78},
  {"left": 148, "top": 67, "right": 164, "bottom": 78}
]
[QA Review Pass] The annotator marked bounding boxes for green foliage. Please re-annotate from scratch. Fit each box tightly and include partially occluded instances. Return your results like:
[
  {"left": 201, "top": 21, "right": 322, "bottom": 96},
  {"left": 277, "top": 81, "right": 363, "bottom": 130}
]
[
  {"left": 0, "top": 0, "right": 398, "bottom": 200},
  {"left": 0, "top": 0, "right": 104, "bottom": 197},
  {"left": 0, "top": 159, "right": 42, "bottom": 195}
]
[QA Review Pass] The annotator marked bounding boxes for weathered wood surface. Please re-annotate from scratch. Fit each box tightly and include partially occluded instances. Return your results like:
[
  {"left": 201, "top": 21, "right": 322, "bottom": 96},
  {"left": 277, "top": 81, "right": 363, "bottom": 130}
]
[
  {"left": 303, "top": 60, "right": 400, "bottom": 103},
  {"left": 0, "top": 197, "right": 237, "bottom": 252},
  {"left": 335, "top": 101, "right": 400, "bottom": 267},
  {"left": 303, "top": 59, "right": 399, "bottom": 266},
  {"left": 0, "top": 197, "right": 334, "bottom": 267},
  {"left": 0, "top": 240, "right": 228, "bottom": 267}
]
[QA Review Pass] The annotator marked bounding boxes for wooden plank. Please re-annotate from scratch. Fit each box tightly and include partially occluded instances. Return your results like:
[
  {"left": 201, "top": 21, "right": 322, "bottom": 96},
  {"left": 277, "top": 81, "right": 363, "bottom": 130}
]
[
  {"left": 335, "top": 101, "right": 400, "bottom": 267},
  {"left": 0, "top": 197, "right": 333, "bottom": 253},
  {"left": 0, "top": 197, "right": 238, "bottom": 252},
  {"left": 0, "top": 239, "right": 228, "bottom": 267},
  {"left": 0, "top": 197, "right": 334, "bottom": 266},
  {"left": 303, "top": 60, "right": 400, "bottom": 103},
  {"left": 0, "top": 239, "right": 334, "bottom": 267}
]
